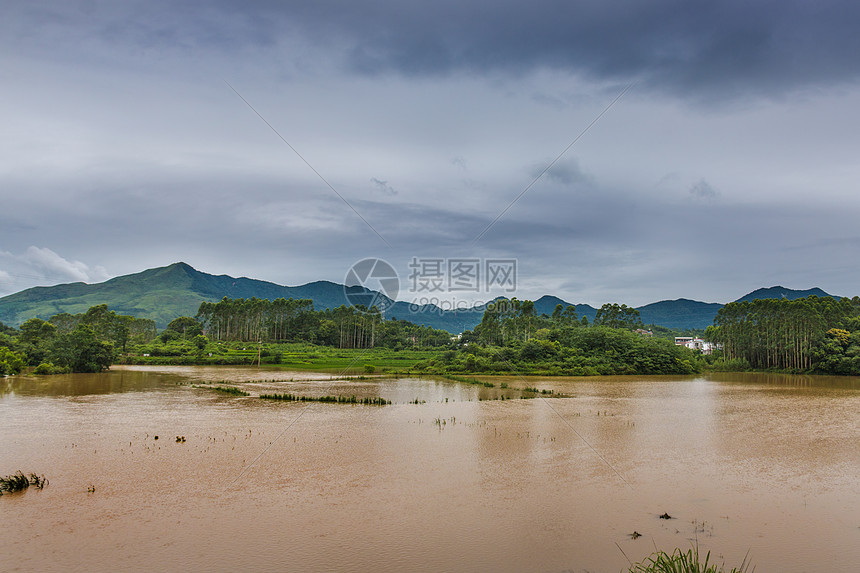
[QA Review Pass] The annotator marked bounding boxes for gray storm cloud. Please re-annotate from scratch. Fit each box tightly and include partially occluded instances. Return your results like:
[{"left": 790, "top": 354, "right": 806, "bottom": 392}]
[{"left": 1, "top": 1, "right": 859, "bottom": 306}]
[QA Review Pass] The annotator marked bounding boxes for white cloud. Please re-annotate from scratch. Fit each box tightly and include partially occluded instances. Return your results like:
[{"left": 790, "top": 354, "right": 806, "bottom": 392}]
[
  {"left": 23, "top": 246, "right": 94, "bottom": 282},
  {"left": 0, "top": 247, "right": 111, "bottom": 295}
]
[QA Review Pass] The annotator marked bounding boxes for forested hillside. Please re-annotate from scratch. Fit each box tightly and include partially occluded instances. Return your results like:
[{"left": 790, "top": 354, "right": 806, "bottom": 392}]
[
  {"left": 707, "top": 295, "right": 860, "bottom": 373},
  {"left": 0, "top": 261, "right": 845, "bottom": 334}
]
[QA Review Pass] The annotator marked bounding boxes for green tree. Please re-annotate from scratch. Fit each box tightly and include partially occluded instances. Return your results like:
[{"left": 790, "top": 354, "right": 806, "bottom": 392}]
[
  {"left": 0, "top": 347, "right": 26, "bottom": 375},
  {"left": 80, "top": 304, "right": 114, "bottom": 340},
  {"left": 17, "top": 318, "right": 58, "bottom": 365},
  {"left": 18, "top": 318, "right": 57, "bottom": 346},
  {"left": 193, "top": 334, "right": 209, "bottom": 352},
  {"left": 50, "top": 324, "right": 114, "bottom": 373},
  {"left": 165, "top": 316, "right": 203, "bottom": 339},
  {"left": 112, "top": 315, "right": 132, "bottom": 353},
  {"left": 594, "top": 303, "right": 641, "bottom": 329},
  {"left": 0, "top": 320, "right": 17, "bottom": 335},
  {"left": 48, "top": 312, "right": 79, "bottom": 334},
  {"left": 561, "top": 305, "right": 579, "bottom": 324}
]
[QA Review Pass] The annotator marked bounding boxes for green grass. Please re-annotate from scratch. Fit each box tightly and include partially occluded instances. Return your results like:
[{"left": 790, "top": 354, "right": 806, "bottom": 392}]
[
  {"left": 124, "top": 342, "right": 439, "bottom": 371},
  {"left": 626, "top": 546, "right": 753, "bottom": 573},
  {"left": 272, "top": 344, "right": 433, "bottom": 372}
]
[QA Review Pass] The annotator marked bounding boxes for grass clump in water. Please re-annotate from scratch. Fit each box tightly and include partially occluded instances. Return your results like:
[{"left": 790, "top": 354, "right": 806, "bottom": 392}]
[
  {"left": 442, "top": 374, "right": 494, "bottom": 388},
  {"left": 626, "top": 546, "right": 752, "bottom": 573},
  {"left": 0, "top": 472, "right": 48, "bottom": 494},
  {"left": 259, "top": 393, "right": 391, "bottom": 405},
  {"left": 211, "top": 385, "right": 250, "bottom": 396}
]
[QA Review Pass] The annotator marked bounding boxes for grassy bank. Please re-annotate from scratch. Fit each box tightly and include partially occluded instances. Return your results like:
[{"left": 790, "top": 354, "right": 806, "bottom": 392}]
[
  {"left": 118, "top": 336, "right": 716, "bottom": 378},
  {"left": 120, "top": 341, "right": 435, "bottom": 373}
]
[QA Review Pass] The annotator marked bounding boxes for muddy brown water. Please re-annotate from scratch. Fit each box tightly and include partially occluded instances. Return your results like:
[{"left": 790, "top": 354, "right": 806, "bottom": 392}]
[{"left": 2, "top": 366, "right": 859, "bottom": 572}]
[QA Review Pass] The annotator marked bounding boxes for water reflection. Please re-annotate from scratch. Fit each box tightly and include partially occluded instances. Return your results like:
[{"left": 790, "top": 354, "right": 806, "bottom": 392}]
[
  {"left": 706, "top": 370, "right": 860, "bottom": 389},
  {"left": 1, "top": 369, "right": 175, "bottom": 397}
]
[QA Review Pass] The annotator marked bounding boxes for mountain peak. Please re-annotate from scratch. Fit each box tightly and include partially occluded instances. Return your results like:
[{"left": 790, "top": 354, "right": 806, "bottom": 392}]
[
  {"left": 734, "top": 286, "right": 836, "bottom": 303},
  {"left": 163, "top": 261, "right": 196, "bottom": 274}
]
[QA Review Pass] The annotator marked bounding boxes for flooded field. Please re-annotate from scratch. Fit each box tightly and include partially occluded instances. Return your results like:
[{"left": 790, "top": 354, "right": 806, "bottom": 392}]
[{"left": 2, "top": 366, "right": 859, "bottom": 572}]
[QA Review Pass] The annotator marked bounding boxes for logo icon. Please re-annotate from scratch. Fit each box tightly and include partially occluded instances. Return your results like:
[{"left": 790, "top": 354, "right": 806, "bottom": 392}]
[{"left": 344, "top": 258, "right": 399, "bottom": 311}]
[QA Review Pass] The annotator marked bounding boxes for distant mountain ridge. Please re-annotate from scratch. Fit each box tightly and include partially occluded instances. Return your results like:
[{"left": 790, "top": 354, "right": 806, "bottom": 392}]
[
  {"left": 531, "top": 295, "right": 599, "bottom": 322},
  {"left": 0, "top": 262, "right": 842, "bottom": 332},
  {"left": 733, "top": 286, "right": 836, "bottom": 303},
  {"left": 636, "top": 298, "right": 725, "bottom": 331}
]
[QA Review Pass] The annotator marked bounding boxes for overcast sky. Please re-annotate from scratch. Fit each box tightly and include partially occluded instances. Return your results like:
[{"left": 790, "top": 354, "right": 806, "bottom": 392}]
[{"left": 2, "top": 0, "right": 860, "bottom": 308}]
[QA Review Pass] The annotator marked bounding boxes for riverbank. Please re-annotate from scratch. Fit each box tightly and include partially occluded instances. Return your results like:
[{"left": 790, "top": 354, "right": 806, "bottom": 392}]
[{"left": 116, "top": 336, "right": 707, "bottom": 377}]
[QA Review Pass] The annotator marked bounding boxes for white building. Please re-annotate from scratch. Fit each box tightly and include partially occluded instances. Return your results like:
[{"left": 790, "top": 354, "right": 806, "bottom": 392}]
[{"left": 675, "top": 337, "right": 718, "bottom": 355}]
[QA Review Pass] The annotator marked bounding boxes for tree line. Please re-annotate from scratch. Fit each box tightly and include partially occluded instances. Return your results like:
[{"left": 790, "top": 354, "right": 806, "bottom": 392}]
[
  {"left": 470, "top": 299, "right": 642, "bottom": 346},
  {"left": 706, "top": 295, "right": 860, "bottom": 373},
  {"left": 427, "top": 299, "right": 699, "bottom": 375},
  {"left": 195, "top": 296, "right": 452, "bottom": 349},
  {"left": 7, "top": 294, "right": 858, "bottom": 376},
  {"left": 0, "top": 305, "right": 157, "bottom": 374}
]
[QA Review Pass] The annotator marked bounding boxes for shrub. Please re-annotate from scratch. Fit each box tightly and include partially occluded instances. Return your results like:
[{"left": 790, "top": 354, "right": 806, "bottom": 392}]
[
  {"left": 0, "top": 347, "right": 26, "bottom": 376},
  {"left": 33, "top": 362, "right": 69, "bottom": 375}
]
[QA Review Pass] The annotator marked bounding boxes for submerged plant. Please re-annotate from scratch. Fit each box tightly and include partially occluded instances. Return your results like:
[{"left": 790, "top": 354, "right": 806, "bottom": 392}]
[{"left": 0, "top": 472, "right": 48, "bottom": 494}]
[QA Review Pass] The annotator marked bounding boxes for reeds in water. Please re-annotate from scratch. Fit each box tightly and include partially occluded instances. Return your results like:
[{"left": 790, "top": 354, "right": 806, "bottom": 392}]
[
  {"left": 521, "top": 386, "right": 554, "bottom": 395},
  {"left": 443, "top": 374, "right": 494, "bottom": 388},
  {"left": 259, "top": 393, "right": 391, "bottom": 405},
  {"left": 210, "top": 386, "right": 250, "bottom": 396}
]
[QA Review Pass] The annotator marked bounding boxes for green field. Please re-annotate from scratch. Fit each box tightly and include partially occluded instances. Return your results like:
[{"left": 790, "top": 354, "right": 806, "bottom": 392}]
[{"left": 120, "top": 341, "right": 437, "bottom": 374}]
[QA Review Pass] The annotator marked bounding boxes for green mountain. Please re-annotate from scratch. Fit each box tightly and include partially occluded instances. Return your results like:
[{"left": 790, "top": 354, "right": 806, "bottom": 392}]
[
  {"left": 0, "top": 262, "right": 843, "bottom": 333},
  {"left": 0, "top": 263, "right": 204, "bottom": 328},
  {"left": 0, "top": 262, "right": 345, "bottom": 328},
  {"left": 386, "top": 302, "right": 485, "bottom": 334},
  {"left": 733, "top": 286, "right": 837, "bottom": 303},
  {"left": 532, "top": 295, "right": 598, "bottom": 322},
  {"left": 636, "top": 299, "right": 724, "bottom": 330},
  {"left": 0, "top": 262, "right": 489, "bottom": 331},
  {"left": 636, "top": 287, "right": 840, "bottom": 330}
]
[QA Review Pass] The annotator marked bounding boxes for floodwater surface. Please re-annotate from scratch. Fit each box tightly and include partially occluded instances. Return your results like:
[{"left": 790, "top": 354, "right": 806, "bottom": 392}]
[{"left": 2, "top": 366, "right": 859, "bottom": 572}]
